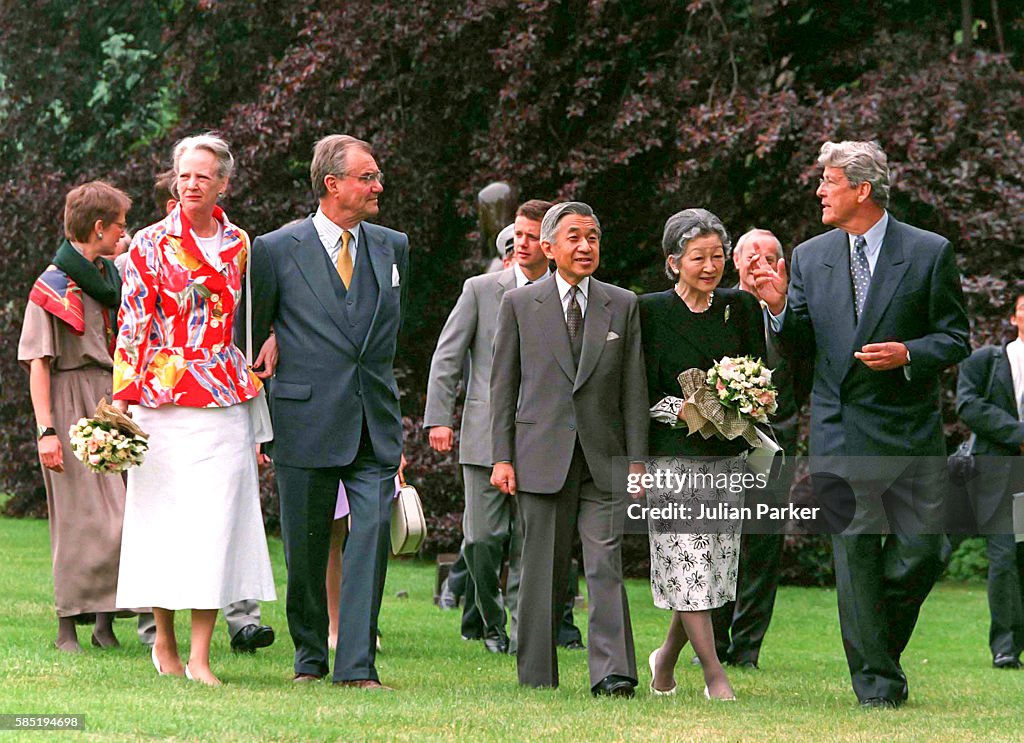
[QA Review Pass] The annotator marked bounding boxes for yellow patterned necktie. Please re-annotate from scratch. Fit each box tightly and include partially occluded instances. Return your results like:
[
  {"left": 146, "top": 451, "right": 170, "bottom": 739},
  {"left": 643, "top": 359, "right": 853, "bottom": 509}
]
[{"left": 336, "top": 229, "right": 353, "bottom": 289}]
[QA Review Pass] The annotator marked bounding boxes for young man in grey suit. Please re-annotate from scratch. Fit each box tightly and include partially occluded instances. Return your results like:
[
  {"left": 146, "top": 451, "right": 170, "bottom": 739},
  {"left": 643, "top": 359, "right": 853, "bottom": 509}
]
[
  {"left": 755, "top": 140, "right": 970, "bottom": 707},
  {"left": 246, "top": 135, "right": 409, "bottom": 690},
  {"left": 425, "top": 200, "right": 553, "bottom": 654},
  {"left": 956, "top": 290, "right": 1024, "bottom": 670},
  {"left": 490, "top": 201, "right": 648, "bottom": 696}
]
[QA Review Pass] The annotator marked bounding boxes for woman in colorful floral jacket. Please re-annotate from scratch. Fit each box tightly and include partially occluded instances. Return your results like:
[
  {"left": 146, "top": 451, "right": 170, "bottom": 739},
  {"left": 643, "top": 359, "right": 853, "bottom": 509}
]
[{"left": 113, "top": 133, "right": 275, "bottom": 686}]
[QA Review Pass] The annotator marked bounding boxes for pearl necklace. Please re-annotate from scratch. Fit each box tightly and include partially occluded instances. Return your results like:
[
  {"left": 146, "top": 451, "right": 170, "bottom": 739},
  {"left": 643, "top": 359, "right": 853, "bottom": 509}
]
[{"left": 675, "top": 286, "right": 714, "bottom": 313}]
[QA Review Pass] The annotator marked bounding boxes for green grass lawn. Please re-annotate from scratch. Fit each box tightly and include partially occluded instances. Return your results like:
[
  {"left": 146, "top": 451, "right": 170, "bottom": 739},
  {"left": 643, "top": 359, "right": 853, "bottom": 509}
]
[{"left": 1, "top": 516, "right": 1021, "bottom": 742}]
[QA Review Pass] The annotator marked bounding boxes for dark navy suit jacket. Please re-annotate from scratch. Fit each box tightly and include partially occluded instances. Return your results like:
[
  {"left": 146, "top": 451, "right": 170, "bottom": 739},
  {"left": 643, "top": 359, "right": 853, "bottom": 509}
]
[
  {"left": 242, "top": 216, "right": 409, "bottom": 469},
  {"left": 780, "top": 216, "right": 969, "bottom": 457}
]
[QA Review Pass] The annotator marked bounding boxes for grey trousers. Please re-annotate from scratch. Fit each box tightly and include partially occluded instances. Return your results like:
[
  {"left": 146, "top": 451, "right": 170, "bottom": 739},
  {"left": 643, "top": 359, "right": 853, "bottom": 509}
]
[
  {"left": 516, "top": 446, "right": 636, "bottom": 689},
  {"left": 462, "top": 464, "right": 516, "bottom": 638}
]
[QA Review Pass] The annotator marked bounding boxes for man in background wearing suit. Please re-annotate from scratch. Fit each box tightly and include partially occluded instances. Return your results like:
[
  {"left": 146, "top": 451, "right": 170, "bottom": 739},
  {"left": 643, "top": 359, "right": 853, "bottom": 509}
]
[
  {"left": 247, "top": 134, "right": 409, "bottom": 690},
  {"left": 710, "top": 228, "right": 809, "bottom": 669},
  {"left": 754, "top": 140, "right": 970, "bottom": 707},
  {"left": 956, "top": 290, "right": 1024, "bottom": 670},
  {"left": 425, "top": 199, "right": 553, "bottom": 654},
  {"left": 490, "top": 201, "right": 647, "bottom": 696}
]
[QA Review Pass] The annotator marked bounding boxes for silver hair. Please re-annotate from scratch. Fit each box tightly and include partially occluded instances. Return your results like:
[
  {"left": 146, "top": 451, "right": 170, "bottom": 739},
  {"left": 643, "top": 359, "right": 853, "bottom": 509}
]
[
  {"left": 173, "top": 133, "right": 234, "bottom": 181},
  {"left": 818, "top": 140, "right": 890, "bottom": 208},
  {"left": 733, "top": 228, "right": 781, "bottom": 261},
  {"left": 661, "top": 208, "right": 731, "bottom": 281},
  {"left": 310, "top": 134, "right": 373, "bottom": 200},
  {"left": 540, "top": 202, "right": 601, "bottom": 244}
]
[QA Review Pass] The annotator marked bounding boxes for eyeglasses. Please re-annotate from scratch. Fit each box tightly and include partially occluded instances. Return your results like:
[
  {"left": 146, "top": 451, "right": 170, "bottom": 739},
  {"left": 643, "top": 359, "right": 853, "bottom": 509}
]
[
  {"left": 343, "top": 171, "right": 385, "bottom": 186},
  {"left": 818, "top": 177, "right": 851, "bottom": 190},
  {"left": 112, "top": 221, "right": 129, "bottom": 231}
]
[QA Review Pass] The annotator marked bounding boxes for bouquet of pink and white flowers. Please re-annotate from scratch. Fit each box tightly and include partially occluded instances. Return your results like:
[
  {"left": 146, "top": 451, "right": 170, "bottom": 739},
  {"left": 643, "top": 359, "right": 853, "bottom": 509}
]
[
  {"left": 68, "top": 399, "right": 149, "bottom": 474},
  {"left": 675, "top": 356, "right": 778, "bottom": 447},
  {"left": 706, "top": 355, "right": 778, "bottom": 424}
]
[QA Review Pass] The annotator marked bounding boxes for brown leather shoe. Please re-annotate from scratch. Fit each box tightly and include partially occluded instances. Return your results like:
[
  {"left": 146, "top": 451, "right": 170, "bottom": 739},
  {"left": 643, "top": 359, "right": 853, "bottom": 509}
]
[
  {"left": 333, "top": 679, "right": 395, "bottom": 691},
  {"left": 293, "top": 673, "right": 323, "bottom": 683}
]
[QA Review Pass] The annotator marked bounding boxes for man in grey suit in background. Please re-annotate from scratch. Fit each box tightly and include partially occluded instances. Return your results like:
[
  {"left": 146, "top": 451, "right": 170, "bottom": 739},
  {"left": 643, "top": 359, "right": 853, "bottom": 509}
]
[
  {"left": 490, "top": 202, "right": 648, "bottom": 696},
  {"left": 247, "top": 134, "right": 409, "bottom": 690},
  {"left": 425, "top": 200, "right": 553, "bottom": 654}
]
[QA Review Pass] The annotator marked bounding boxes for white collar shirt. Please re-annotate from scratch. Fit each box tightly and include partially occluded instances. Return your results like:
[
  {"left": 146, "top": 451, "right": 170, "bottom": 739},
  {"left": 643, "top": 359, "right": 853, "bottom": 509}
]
[
  {"left": 1007, "top": 338, "right": 1024, "bottom": 419},
  {"left": 514, "top": 264, "right": 551, "bottom": 289},
  {"left": 847, "top": 211, "right": 889, "bottom": 276},
  {"left": 313, "top": 207, "right": 361, "bottom": 267},
  {"left": 554, "top": 272, "right": 589, "bottom": 320}
]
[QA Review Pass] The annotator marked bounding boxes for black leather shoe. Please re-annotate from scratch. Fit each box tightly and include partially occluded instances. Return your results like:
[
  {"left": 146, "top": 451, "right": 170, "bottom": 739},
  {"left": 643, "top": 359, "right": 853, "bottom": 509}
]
[
  {"left": 729, "top": 659, "right": 758, "bottom": 669},
  {"left": 993, "top": 654, "right": 1022, "bottom": 669},
  {"left": 559, "top": 639, "right": 586, "bottom": 651},
  {"left": 859, "top": 697, "right": 901, "bottom": 709},
  {"left": 231, "top": 624, "right": 275, "bottom": 653},
  {"left": 592, "top": 674, "right": 636, "bottom": 698},
  {"left": 483, "top": 632, "right": 509, "bottom": 654},
  {"left": 438, "top": 578, "right": 458, "bottom": 610}
]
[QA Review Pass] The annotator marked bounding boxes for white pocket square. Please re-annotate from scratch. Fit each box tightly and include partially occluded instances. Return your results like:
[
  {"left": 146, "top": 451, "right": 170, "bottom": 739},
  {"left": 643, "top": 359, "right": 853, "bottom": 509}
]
[
  {"left": 392, "top": 264, "right": 401, "bottom": 287},
  {"left": 606, "top": 331, "right": 620, "bottom": 341}
]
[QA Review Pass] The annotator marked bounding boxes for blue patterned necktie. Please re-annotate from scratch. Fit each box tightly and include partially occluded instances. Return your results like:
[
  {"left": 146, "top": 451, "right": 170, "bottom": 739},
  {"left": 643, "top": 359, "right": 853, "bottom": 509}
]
[{"left": 851, "top": 235, "right": 871, "bottom": 322}]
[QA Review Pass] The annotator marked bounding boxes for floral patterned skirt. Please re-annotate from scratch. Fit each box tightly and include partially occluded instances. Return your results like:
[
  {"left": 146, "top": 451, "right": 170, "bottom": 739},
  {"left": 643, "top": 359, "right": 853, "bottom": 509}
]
[{"left": 646, "top": 455, "right": 745, "bottom": 612}]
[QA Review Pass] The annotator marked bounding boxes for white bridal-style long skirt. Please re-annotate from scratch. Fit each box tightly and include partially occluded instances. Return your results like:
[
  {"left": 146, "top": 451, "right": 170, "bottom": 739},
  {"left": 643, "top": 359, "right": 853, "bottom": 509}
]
[{"left": 116, "top": 403, "right": 276, "bottom": 609}]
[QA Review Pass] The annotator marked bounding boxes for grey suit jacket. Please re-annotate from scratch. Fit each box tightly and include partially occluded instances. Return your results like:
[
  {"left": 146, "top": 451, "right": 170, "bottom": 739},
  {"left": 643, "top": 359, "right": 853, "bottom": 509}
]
[
  {"left": 242, "top": 216, "right": 410, "bottom": 469},
  {"left": 780, "top": 216, "right": 969, "bottom": 457},
  {"left": 490, "top": 276, "right": 649, "bottom": 494},
  {"left": 424, "top": 267, "right": 516, "bottom": 467}
]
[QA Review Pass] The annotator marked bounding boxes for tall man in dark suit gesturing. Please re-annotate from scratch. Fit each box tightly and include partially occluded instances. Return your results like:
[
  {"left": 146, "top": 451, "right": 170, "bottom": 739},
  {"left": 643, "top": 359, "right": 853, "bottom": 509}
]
[
  {"left": 754, "top": 140, "right": 970, "bottom": 707},
  {"left": 247, "top": 135, "right": 409, "bottom": 689},
  {"left": 490, "top": 202, "right": 648, "bottom": 696}
]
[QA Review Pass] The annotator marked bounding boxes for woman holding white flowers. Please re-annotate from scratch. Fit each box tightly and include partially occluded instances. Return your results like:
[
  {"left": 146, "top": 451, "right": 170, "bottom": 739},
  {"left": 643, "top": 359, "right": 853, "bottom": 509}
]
[
  {"left": 18, "top": 181, "right": 134, "bottom": 653},
  {"left": 113, "top": 134, "right": 275, "bottom": 685},
  {"left": 639, "top": 208, "right": 766, "bottom": 700}
]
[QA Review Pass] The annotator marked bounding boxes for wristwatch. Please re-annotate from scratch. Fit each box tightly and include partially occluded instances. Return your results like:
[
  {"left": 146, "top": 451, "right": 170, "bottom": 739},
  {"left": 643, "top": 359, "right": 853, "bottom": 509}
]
[{"left": 37, "top": 425, "right": 56, "bottom": 439}]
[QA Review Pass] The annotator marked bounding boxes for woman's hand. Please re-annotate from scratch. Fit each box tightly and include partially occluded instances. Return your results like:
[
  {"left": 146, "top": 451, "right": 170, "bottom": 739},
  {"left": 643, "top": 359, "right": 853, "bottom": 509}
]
[
  {"left": 38, "top": 434, "right": 64, "bottom": 472},
  {"left": 112, "top": 399, "right": 130, "bottom": 415}
]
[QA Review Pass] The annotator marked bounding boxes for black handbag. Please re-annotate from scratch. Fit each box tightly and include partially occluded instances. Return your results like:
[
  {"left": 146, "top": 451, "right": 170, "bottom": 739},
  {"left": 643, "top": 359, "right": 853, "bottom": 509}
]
[{"left": 947, "top": 434, "right": 977, "bottom": 485}]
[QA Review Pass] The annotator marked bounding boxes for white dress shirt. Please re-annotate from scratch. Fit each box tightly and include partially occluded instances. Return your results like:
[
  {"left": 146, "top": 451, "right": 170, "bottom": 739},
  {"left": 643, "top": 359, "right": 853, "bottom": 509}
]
[
  {"left": 1007, "top": 338, "right": 1024, "bottom": 419},
  {"left": 848, "top": 211, "right": 888, "bottom": 276},
  {"left": 313, "top": 207, "right": 361, "bottom": 268},
  {"left": 513, "top": 263, "right": 551, "bottom": 289},
  {"left": 554, "top": 273, "right": 589, "bottom": 320}
]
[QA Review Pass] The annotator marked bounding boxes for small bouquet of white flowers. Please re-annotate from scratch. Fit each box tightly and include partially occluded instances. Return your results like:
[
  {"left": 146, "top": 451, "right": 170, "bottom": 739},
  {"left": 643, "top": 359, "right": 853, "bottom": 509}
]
[
  {"left": 675, "top": 356, "right": 778, "bottom": 446},
  {"left": 706, "top": 356, "right": 778, "bottom": 425},
  {"left": 69, "top": 398, "right": 149, "bottom": 474}
]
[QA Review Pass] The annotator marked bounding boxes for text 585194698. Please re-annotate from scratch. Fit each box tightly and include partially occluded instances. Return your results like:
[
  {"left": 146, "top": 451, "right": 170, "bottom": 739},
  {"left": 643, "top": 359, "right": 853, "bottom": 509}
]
[{"left": 0, "top": 715, "right": 84, "bottom": 730}]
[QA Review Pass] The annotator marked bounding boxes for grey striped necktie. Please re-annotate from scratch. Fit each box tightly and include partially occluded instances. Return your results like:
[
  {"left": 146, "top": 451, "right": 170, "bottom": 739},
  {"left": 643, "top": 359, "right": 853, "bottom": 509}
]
[{"left": 851, "top": 235, "right": 871, "bottom": 321}]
